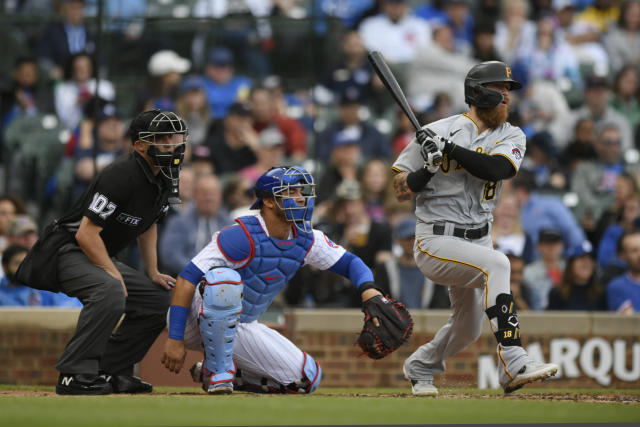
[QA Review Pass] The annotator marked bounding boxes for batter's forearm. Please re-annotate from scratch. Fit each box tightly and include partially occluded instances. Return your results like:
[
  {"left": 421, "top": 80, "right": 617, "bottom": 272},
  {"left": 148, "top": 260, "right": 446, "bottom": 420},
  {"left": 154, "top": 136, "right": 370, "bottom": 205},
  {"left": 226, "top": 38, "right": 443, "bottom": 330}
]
[{"left": 393, "top": 172, "right": 415, "bottom": 202}]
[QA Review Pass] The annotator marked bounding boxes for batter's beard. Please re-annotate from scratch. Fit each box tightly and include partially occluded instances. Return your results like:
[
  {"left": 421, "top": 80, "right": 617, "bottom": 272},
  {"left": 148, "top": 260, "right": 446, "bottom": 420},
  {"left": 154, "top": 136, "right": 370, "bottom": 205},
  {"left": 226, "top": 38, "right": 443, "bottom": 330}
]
[{"left": 476, "top": 103, "right": 509, "bottom": 129}]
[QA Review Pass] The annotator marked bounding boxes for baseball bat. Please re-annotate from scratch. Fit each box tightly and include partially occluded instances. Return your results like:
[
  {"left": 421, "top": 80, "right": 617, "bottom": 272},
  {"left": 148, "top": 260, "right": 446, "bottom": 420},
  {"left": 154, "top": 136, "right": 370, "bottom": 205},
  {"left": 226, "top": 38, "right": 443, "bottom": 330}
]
[{"left": 367, "top": 51, "right": 443, "bottom": 165}]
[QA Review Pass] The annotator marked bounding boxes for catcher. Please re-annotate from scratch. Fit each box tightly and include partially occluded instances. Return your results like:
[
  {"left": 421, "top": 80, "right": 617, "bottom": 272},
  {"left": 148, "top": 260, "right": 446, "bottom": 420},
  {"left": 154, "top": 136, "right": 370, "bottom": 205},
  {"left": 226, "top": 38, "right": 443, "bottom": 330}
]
[{"left": 161, "top": 166, "right": 412, "bottom": 394}]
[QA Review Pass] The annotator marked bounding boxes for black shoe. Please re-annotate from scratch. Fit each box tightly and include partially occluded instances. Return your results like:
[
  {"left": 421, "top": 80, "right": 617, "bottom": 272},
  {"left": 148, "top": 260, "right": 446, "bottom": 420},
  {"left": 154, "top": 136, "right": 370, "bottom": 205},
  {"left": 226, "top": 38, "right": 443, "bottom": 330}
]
[
  {"left": 56, "top": 373, "right": 113, "bottom": 395},
  {"left": 108, "top": 374, "right": 153, "bottom": 394}
]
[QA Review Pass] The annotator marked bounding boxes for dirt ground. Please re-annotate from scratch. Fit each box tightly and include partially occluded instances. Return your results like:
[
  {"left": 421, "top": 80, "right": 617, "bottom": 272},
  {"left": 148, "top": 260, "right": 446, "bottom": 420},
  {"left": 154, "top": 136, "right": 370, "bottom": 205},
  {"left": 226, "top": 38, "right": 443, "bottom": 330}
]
[{"left": 1, "top": 389, "right": 639, "bottom": 404}]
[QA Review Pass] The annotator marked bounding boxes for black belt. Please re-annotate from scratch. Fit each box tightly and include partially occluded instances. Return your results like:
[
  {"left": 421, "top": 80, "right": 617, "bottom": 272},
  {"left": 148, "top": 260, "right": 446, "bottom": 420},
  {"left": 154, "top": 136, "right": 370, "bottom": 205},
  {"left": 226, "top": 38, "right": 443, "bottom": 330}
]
[{"left": 432, "top": 223, "right": 489, "bottom": 240}]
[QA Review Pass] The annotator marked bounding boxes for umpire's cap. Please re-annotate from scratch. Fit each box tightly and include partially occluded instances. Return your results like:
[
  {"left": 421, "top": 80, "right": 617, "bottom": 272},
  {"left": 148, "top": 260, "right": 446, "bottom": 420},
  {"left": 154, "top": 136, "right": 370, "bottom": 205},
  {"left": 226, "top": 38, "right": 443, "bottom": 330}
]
[{"left": 464, "top": 61, "right": 522, "bottom": 108}]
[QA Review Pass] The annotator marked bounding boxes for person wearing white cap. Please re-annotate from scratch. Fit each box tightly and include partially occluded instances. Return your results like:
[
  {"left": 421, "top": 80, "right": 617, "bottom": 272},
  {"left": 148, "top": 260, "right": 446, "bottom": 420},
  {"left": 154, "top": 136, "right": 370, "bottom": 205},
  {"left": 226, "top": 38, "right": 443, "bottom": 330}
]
[{"left": 138, "top": 50, "right": 192, "bottom": 112}]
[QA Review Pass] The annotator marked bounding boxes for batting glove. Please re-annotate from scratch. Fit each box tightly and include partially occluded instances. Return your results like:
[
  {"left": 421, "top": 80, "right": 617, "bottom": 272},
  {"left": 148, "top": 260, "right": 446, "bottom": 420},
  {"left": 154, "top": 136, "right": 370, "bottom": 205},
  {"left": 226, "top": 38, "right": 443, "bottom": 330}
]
[{"left": 424, "top": 150, "right": 442, "bottom": 173}]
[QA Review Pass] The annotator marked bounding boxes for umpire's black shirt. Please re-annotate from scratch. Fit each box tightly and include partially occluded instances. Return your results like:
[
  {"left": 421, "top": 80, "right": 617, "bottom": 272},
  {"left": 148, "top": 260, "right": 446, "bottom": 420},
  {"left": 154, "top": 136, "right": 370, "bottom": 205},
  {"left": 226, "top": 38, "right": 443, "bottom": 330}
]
[{"left": 57, "top": 151, "right": 170, "bottom": 256}]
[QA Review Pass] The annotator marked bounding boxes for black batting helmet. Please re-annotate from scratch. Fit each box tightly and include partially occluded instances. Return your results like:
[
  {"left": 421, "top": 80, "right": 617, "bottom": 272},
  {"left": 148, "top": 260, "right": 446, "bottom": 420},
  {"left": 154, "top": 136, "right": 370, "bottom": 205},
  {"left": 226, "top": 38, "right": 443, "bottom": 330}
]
[{"left": 464, "top": 61, "right": 522, "bottom": 109}]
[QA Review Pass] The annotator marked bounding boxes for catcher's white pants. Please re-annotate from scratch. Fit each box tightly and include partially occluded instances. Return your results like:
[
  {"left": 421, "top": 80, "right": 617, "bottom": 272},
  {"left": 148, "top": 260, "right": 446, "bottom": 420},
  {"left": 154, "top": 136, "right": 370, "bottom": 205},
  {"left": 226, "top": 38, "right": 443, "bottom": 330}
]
[
  {"left": 170, "top": 290, "right": 308, "bottom": 389},
  {"left": 405, "top": 221, "right": 530, "bottom": 387}
]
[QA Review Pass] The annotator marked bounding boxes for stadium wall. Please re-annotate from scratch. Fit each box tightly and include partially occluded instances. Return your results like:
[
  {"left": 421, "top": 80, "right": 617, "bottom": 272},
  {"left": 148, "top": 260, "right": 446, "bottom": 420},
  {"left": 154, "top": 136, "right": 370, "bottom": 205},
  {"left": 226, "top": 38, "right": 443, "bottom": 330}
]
[{"left": 0, "top": 308, "right": 638, "bottom": 389}]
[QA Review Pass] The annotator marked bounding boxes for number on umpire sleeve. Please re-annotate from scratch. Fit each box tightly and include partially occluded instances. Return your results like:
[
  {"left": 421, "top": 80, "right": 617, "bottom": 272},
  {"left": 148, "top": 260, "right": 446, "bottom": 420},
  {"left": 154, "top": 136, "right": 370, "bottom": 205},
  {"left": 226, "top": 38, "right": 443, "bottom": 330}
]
[{"left": 89, "top": 193, "right": 117, "bottom": 219}]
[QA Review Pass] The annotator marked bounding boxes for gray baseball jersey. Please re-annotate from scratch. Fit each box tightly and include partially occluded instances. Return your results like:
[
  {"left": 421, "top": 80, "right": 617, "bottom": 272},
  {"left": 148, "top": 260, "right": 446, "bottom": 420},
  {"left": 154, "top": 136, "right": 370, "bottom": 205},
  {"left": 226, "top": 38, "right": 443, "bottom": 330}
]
[{"left": 392, "top": 113, "right": 526, "bottom": 226}]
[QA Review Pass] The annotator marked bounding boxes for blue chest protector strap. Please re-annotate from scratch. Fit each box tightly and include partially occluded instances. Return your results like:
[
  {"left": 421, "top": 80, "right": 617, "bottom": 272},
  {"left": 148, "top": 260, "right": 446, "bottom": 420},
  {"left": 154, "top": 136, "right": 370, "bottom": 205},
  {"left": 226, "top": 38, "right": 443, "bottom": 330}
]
[{"left": 199, "top": 267, "right": 244, "bottom": 390}]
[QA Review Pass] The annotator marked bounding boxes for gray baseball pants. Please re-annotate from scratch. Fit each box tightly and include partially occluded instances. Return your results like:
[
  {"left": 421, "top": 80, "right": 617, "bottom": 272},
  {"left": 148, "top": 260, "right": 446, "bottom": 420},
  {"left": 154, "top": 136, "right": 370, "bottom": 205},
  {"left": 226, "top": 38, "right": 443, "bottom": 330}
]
[{"left": 54, "top": 244, "right": 171, "bottom": 375}]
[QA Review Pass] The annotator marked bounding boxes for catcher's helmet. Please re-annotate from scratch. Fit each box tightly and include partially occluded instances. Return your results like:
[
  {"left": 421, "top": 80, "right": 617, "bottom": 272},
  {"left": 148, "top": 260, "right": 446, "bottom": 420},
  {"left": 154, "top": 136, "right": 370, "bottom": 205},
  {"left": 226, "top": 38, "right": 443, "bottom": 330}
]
[
  {"left": 464, "top": 61, "right": 522, "bottom": 109},
  {"left": 251, "top": 166, "right": 316, "bottom": 233}
]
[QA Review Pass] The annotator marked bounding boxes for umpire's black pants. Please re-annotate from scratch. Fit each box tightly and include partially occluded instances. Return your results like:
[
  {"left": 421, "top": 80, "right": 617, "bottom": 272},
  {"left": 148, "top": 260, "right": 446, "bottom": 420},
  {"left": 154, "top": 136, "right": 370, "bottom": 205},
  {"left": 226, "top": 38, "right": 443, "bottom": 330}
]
[{"left": 54, "top": 244, "right": 171, "bottom": 375}]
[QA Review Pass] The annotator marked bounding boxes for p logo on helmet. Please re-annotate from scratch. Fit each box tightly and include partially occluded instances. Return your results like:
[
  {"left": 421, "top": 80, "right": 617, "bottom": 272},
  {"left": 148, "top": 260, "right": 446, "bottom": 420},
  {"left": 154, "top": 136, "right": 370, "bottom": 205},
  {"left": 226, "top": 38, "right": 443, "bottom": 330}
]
[{"left": 464, "top": 61, "right": 522, "bottom": 109}]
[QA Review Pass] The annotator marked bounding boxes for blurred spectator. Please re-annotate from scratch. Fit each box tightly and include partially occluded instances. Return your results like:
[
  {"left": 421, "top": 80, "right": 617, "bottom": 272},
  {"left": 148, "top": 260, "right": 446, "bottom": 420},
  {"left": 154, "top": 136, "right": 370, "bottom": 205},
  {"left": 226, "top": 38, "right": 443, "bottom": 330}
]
[
  {"left": 561, "top": 75, "right": 633, "bottom": 151},
  {"left": 493, "top": 0, "right": 536, "bottom": 65},
  {"left": 609, "top": 65, "right": 640, "bottom": 131},
  {"left": 0, "top": 244, "right": 81, "bottom": 307},
  {"left": 201, "top": 46, "right": 252, "bottom": 119},
  {"left": 190, "top": 145, "right": 215, "bottom": 177},
  {"left": 71, "top": 101, "right": 126, "bottom": 201},
  {"left": 309, "top": 0, "right": 375, "bottom": 35},
  {"left": 54, "top": 52, "right": 115, "bottom": 130},
  {"left": 358, "top": 0, "right": 432, "bottom": 65},
  {"left": 249, "top": 86, "right": 307, "bottom": 161},
  {"left": 0, "top": 56, "right": 54, "bottom": 131},
  {"left": 238, "top": 126, "right": 286, "bottom": 184},
  {"left": 602, "top": 0, "right": 640, "bottom": 74},
  {"left": 315, "top": 87, "right": 390, "bottom": 165},
  {"left": 491, "top": 192, "right": 534, "bottom": 261},
  {"left": 442, "top": 0, "right": 474, "bottom": 55},
  {"left": 593, "top": 172, "right": 639, "bottom": 247},
  {"left": 0, "top": 195, "right": 26, "bottom": 253},
  {"left": 159, "top": 174, "right": 233, "bottom": 276},
  {"left": 513, "top": 171, "right": 586, "bottom": 259},
  {"left": 329, "top": 179, "right": 392, "bottom": 268},
  {"left": 6, "top": 214, "right": 38, "bottom": 250},
  {"left": 315, "top": 127, "right": 363, "bottom": 204},
  {"left": 574, "top": 0, "right": 620, "bottom": 33},
  {"left": 520, "top": 131, "right": 567, "bottom": 191},
  {"left": 262, "top": 75, "right": 313, "bottom": 130},
  {"left": 317, "top": 30, "right": 374, "bottom": 106},
  {"left": 507, "top": 252, "right": 531, "bottom": 310},
  {"left": 606, "top": 229, "right": 640, "bottom": 313},
  {"left": 548, "top": 240, "right": 606, "bottom": 310},
  {"left": 596, "top": 194, "right": 640, "bottom": 270},
  {"left": 137, "top": 50, "right": 191, "bottom": 112},
  {"left": 553, "top": 0, "right": 610, "bottom": 74},
  {"left": 37, "top": 0, "right": 95, "bottom": 81},
  {"left": 175, "top": 76, "right": 211, "bottom": 147},
  {"left": 515, "top": 14, "right": 582, "bottom": 90},
  {"left": 408, "top": 24, "right": 476, "bottom": 113},
  {"left": 375, "top": 216, "right": 450, "bottom": 309},
  {"left": 359, "top": 158, "right": 391, "bottom": 223},
  {"left": 191, "top": 0, "right": 272, "bottom": 77},
  {"left": 222, "top": 175, "right": 254, "bottom": 219},
  {"left": 560, "top": 117, "right": 597, "bottom": 174},
  {"left": 204, "top": 102, "right": 258, "bottom": 176},
  {"left": 571, "top": 123, "right": 627, "bottom": 233},
  {"left": 391, "top": 106, "right": 420, "bottom": 156},
  {"left": 472, "top": 19, "right": 503, "bottom": 62},
  {"left": 0, "top": 245, "right": 42, "bottom": 305},
  {"left": 523, "top": 228, "right": 566, "bottom": 310}
]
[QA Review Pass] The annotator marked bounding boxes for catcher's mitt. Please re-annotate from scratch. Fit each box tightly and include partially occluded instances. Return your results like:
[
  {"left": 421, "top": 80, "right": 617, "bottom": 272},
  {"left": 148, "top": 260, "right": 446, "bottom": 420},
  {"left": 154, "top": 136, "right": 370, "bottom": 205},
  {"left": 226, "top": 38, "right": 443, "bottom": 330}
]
[{"left": 357, "top": 295, "right": 413, "bottom": 359}]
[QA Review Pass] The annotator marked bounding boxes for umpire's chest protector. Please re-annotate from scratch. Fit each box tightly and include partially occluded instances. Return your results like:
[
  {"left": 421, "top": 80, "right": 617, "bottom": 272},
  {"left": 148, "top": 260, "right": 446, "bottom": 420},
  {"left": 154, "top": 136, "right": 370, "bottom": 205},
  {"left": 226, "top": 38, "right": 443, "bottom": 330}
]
[{"left": 235, "top": 215, "right": 314, "bottom": 322}]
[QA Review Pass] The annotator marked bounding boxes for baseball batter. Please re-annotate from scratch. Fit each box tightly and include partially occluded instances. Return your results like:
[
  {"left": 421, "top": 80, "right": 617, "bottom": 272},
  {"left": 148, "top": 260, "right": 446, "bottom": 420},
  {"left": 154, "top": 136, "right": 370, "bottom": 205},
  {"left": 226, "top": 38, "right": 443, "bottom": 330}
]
[{"left": 392, "top": 61, "right": 558, "bottom": 396}]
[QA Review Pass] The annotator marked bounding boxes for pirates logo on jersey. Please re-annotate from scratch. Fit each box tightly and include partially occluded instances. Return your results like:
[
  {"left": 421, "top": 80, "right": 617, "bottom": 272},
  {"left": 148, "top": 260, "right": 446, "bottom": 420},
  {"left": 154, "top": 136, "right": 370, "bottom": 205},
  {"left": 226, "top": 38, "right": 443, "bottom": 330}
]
[{"left": 511, "top": 147, "right": 522, "bottom": 160}]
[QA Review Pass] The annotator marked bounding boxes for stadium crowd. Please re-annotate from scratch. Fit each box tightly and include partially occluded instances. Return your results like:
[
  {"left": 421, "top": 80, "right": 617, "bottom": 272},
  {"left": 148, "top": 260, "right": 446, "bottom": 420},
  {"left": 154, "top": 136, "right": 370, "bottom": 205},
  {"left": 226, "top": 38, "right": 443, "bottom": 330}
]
[{"left": 0, "top": 0, "right": 639, "bottom": 316}]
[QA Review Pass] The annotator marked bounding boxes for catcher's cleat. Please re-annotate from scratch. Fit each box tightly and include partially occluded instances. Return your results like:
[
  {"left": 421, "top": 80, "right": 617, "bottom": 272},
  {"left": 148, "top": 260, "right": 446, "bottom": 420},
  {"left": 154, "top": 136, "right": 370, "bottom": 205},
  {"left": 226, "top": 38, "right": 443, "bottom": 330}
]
[
  {"left": 403, "top": 365, "right": 438, "bottom": 397},
  {"left": 503, "top": 361, "right": 558, "bottom": 393},
  {"left": 205, "top": 382, "right": 233, "bottom": 395}
]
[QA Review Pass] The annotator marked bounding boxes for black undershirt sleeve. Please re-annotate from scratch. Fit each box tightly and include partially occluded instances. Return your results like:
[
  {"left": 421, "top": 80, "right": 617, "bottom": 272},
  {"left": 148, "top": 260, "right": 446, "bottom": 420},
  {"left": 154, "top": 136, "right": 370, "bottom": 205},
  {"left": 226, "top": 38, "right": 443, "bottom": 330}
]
[{"left": 447, "top": 145, "right": 516, "bottom": 181}]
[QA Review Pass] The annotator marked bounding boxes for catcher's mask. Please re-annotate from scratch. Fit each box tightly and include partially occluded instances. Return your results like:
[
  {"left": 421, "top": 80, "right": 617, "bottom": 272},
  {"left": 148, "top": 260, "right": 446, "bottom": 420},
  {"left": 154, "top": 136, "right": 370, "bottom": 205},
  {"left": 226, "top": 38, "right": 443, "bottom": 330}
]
[
  {"left": 251, "top": 166, "right": 315, "bottom": 233},
  {"left": 464, "top": 61, "right": 522, "bottom": 109},
  {"left": 130, "top": 109, "right": 188, "bottom": 203}
]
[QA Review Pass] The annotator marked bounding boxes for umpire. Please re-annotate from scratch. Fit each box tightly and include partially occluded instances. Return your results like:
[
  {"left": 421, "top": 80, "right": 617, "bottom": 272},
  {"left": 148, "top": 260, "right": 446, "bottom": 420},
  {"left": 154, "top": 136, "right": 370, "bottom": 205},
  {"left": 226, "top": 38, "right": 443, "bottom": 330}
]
[{"left": 16, "top": 109, "right": 188, "bottom": 395}]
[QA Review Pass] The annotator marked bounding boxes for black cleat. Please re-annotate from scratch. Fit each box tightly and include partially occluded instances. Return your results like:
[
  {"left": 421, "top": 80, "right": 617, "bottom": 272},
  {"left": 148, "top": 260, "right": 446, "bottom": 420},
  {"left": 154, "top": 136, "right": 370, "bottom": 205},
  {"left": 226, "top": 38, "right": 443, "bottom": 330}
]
[
  {"left": 56, "top": 373, "right": 113, "bottom": 395},
  {"left": 108, "top": 375, "right": 153, "bottom": 394}
]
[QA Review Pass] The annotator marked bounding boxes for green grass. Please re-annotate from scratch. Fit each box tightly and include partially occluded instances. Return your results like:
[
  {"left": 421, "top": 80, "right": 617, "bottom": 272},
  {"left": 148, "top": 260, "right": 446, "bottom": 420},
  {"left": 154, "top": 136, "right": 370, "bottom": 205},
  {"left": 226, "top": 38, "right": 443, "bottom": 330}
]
[{"left": 0, "top": 386, "right": 638, "bottom": 426}]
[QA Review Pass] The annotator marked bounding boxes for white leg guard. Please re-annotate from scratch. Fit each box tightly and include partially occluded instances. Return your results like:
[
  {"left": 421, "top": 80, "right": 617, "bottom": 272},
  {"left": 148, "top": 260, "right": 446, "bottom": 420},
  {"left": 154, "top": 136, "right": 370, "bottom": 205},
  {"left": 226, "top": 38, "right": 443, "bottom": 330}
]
[{"left": 199, "top": 267, "right": 243, "bottom": 393}]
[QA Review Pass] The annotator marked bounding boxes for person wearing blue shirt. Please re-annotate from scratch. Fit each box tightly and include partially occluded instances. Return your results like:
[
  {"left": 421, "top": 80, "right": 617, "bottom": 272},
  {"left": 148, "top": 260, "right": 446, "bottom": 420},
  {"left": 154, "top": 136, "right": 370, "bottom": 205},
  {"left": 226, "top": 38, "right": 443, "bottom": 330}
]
[
  {"left": 513, "top": 171, "right": 586, "bottom": 262},
  {"left": 201, "top": 47, "right": 252, "bottom": 119},
  {"left": 607, "top": 230, "right": 640, "bottom": 314}
]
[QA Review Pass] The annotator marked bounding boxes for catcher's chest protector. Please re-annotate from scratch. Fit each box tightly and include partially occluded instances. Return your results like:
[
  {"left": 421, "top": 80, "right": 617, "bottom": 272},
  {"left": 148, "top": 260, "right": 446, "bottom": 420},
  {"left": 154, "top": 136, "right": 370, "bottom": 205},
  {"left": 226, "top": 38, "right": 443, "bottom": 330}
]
[{"left": 235, "top": 215, "right": 314, "bottom": 322}]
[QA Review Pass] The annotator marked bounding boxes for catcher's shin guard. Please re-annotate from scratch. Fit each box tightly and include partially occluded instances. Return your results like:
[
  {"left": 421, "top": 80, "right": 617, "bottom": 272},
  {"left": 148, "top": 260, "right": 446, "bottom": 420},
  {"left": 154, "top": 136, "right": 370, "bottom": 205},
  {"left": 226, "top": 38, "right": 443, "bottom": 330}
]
[
  {"left": 199, "top": 268, "right": 243, "bottom": 388},
  {"left": 485, "top": 293, "right": 522, "bottom": 347}
]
